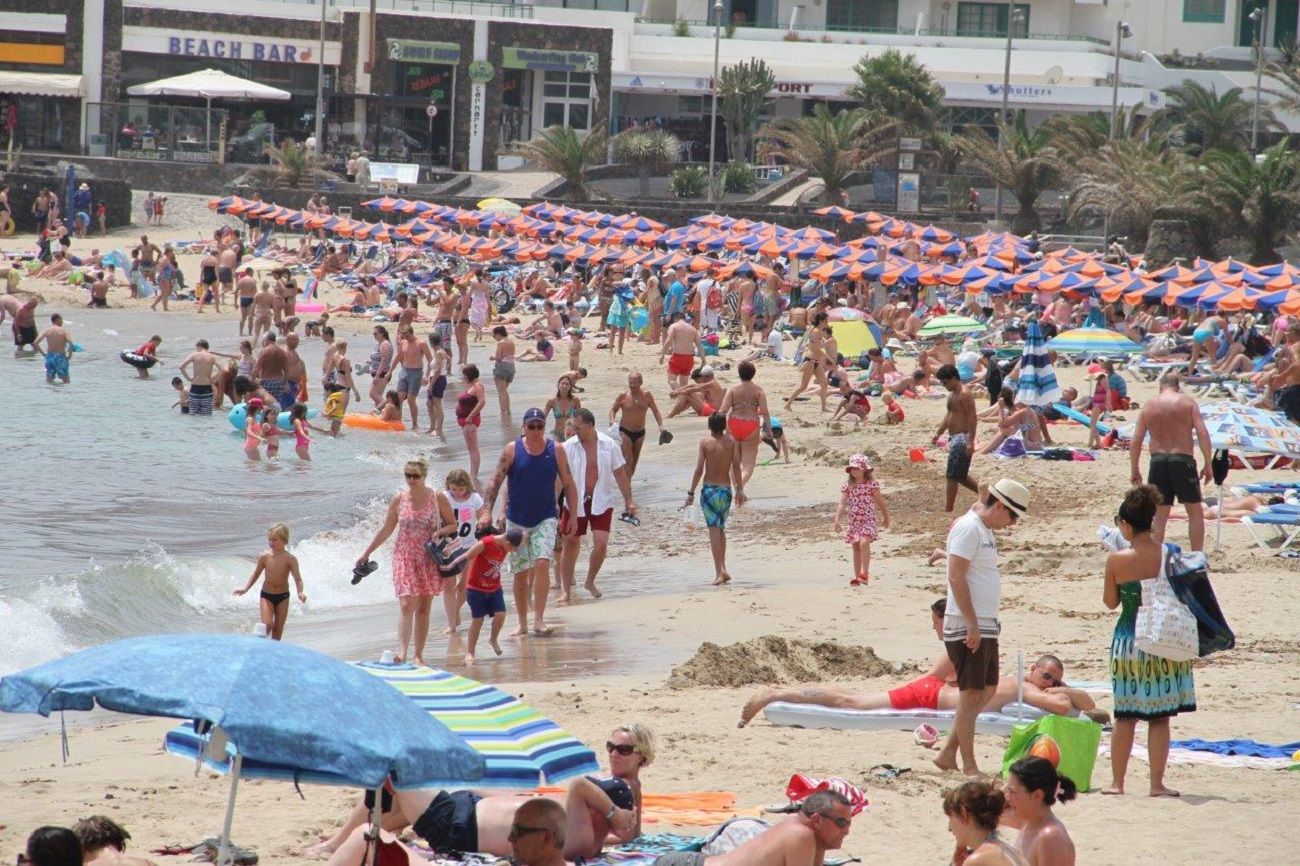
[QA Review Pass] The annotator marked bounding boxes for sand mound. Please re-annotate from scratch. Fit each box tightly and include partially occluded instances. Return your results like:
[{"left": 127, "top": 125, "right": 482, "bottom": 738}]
[{"left": 666, "top": 636, "right": 904, "bottom": 688}]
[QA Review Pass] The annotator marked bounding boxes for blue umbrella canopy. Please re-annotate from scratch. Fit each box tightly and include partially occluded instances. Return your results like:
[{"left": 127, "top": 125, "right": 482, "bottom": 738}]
[
  {"left": 1014, "top": 319, "right": 1061, "bottom": 407},
  {"left": 0, "top": 635, "right": 485, "bottom": 789}
]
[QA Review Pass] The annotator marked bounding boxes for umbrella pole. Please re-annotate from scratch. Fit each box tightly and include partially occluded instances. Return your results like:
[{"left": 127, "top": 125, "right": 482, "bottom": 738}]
[
  {"left": 206, "top": 97, "right": 212, "bottom": 153},
  {"left": 217, "top": 754, "right": 242, "bottom": 866},
  {"left": 366, "top": 786, "right": 383, "bottom": 866}
]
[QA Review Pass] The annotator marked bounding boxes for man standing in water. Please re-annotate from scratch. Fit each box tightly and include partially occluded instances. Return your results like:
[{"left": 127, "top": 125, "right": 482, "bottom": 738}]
[
  {"left": 933, "top": 363, "right": 978, "bottom": 512},
  {"left": 33, "top": 313, "right": 72, "bottom": 383},
  {"left": 558, "top": 408, "right": 638, "bottom": 601},
  {"left": 684, "top": 412, "right": 746, "bottom": 585},
  {"left": 396, "top": 325, "right": 432, "bottom": 431},
  {"left": 178, "top": 339, "right": 238, "bottom": 415},
  {"left": 659, "top": 312, "right": 703, "bottom": 390},
  {"left": 609, "top": 371, "right": 665, "bottom": 481},
  {"left": 935, "top": 478, "right": 1028, "bottom": 778},
  {"left": 482, "top": 409, "right": 580, "bottom": 637},
  {"left": 284, "top": 332, "right": 308, "bottom": 408},
  {"left": 236, "top": 267, "right": 258, "bottom": 336},
  {"left": 253, "top": 332, "right": 291, "bottom": 408},
  {"left": 1130, "top": 372, "right": 1213, "bottom": 550},
  {"left": 11, "top": 297, "right": 38, "bottom": 354}
]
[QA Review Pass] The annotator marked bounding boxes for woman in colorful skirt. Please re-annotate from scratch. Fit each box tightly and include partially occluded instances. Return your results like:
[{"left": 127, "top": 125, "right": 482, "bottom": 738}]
[{"left": 1102, "top": 484, "right": 1196, "bottom": 797}]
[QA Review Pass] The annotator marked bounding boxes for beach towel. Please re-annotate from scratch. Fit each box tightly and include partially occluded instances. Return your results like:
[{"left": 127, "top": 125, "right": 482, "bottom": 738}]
[
  {"left": 1101, "top": 740, "right": 1295, "bottom": 771},
  {"left": 1169, "top": 739, "right": 1300, "bottom": 759},
  {"left": 535, "top": 788, "right": 753, "bottom": 826}
]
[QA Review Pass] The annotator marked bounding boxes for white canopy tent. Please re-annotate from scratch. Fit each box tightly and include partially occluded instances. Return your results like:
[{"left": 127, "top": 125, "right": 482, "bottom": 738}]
[{"left": 126, "top": 68, "right": 290, "bottom": 151}]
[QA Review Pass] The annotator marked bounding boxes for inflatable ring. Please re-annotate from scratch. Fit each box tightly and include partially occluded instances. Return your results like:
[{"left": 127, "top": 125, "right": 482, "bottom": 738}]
[
  {"left": 120, "top": 350, "right": 157, "bottom": 369},
  {"left": 342, "top": 413, "right": 405, "bottom": 432}
]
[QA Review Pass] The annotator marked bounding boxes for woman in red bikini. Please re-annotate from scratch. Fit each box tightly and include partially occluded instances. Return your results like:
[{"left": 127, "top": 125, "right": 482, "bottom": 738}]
[{"left": 718, "top": 360, "right": 771, "bottom": 486}]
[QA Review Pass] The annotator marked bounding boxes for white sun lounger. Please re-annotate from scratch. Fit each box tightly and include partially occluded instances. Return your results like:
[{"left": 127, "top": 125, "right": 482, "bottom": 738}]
[{"left": 763, "top": 701, "right": 1085, "bottom": 737}]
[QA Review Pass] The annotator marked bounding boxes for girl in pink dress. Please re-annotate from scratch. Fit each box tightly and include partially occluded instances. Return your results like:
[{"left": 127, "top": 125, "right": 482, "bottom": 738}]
[
  {"left": 356, "top": 458, "right": 457, "bottom": 664},
  {"left": 833, "top": 453, "right": 889, "bottom": 587}
]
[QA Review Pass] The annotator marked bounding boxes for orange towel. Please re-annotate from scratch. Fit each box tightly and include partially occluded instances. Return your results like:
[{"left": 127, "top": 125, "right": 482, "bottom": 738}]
[{"left": 533, "top": 788, "right": 750, "bottom": 827}]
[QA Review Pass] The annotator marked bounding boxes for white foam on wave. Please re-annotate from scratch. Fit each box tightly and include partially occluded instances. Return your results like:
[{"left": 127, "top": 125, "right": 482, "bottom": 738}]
[{"left": 0, "top": 596, "right": 80, "bottom": 676}]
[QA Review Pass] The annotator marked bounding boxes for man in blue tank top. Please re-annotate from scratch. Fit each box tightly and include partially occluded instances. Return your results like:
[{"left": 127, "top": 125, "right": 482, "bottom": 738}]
[{"left": 482, "top": 407, "right": 579, "bottom": 637}]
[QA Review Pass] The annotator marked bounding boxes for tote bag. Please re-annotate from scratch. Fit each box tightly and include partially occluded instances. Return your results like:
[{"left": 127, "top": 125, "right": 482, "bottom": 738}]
[
  {"left": 1001, "top": 715, "right": 1102, "bottom": 792},
  {"left": 1134, "top": 545, "right": 1199, "bottom": 662}
]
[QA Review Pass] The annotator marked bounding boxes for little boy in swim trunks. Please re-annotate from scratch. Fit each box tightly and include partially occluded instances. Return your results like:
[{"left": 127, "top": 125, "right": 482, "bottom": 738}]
[
  {"left": 232, "top": 523, "right": 307, "bottom": 640},
  {"left": 453, "top": 527, "right": 523, "bottom": 665},
  {"left": 685, "top": 412, "right": 747, "bottom": 585}
]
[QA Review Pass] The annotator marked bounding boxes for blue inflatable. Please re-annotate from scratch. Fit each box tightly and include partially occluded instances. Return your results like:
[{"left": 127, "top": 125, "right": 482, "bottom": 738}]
[
  {"left": 629, "top": 305, "right": 650, "bottom": 335},
  {"left": 228, "top": 403, "right": 318, "bottom": 432}
]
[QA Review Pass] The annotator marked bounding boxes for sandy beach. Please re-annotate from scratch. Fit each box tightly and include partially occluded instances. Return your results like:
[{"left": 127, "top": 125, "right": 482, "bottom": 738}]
[{"left": 2, "top": 195, "right": 1299, "bottom": 864}]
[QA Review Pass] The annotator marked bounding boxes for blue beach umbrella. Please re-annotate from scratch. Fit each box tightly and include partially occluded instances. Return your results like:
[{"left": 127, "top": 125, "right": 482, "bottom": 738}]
[
  {"left": 0, "top": 635, "right": 485, "bottom": 865},
  {"left": 1014, "top": 318, "right": 1061, "bottom": 407},
  {"left": 1044, "top": 326, "right": 1143, "bottom": 356}
]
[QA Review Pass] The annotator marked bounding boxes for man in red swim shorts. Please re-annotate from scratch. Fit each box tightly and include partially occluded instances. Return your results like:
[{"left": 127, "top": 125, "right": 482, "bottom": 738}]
[
  {"left": 659, "top": 312, "right": 702, "bottom": 390},
  {"left": 737, "top": 599, "right": 1096, "bottom": 726}
]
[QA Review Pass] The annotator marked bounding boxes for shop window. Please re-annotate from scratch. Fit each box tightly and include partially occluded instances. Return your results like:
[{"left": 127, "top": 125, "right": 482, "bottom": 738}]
[
  {"left": 826, "top": 0, "right": 899, "bottom": 32},
  {"left": 541, "top": 70, "right": 591, "bottom": 131},
  {"left": 955, "top": 3, "right": 1029, "bottom": 37},
  {"left": 1184, "top": 0, "right": 1226, "bottom": 23},
  {"left": 677, "top": 96, "right": 705, "bottom": 115}
]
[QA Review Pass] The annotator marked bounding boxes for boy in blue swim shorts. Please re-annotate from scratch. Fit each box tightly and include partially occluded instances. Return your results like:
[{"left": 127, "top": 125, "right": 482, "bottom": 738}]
[
  {"left": 685, "top": 412, "right": 746, "bottom": 585},
  {"left": 34, "top": 313, "right": 73, "bottom": 384},
  {"left": 453, "top": 527, "right": 523, "bottom": 665}
]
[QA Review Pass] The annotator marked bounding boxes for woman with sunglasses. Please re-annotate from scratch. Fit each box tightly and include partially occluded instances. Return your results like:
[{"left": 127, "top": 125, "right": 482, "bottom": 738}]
[
  {"left": 1102, "top": 483, "right": 1195, "bottom": 797},
  {"left": 456, "top": 364, "right": 487, "bottom": 485},
  {"left": 596, "top": 724, "right": 655, "bottom": 844},
  {"left": 356, "top": 458, "right": 458, "bottom": 664}
]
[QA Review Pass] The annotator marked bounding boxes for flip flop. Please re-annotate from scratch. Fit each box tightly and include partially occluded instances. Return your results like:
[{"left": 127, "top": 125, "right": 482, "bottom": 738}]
[
  {"left": 658, "top": 429, "right": 673, "bottom": 445},
  {"left": 618, "top": 511, "right": 641, "bottom": 526},
  {"left": 351, "top": 560, "right": 378, "bottom": 585},
  {"left": 867, "top": 763, "right": 910, "bottom": 779}
]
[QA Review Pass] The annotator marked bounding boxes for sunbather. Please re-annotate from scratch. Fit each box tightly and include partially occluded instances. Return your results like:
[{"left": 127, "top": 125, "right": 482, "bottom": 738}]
[
  {"left": 73, "top": 815, "right": 156, "bottom": 865},
  {"left": 324, "top": 776, "right": 635, "bottom": 864},
  {"left": 738, "top": 600, "right": 1094, "bottom": 727},
  {"left": 652, "top": 789, "right": 853, "bottom": 866}
]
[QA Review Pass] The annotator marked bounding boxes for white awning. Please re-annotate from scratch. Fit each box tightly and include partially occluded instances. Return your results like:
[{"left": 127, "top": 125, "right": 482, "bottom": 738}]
[
  {"left": 127, "top": 68, "right": 290, "bottom": 102},
  {"left": 0, "top": 71, "right": 84, "bottom": 98}
]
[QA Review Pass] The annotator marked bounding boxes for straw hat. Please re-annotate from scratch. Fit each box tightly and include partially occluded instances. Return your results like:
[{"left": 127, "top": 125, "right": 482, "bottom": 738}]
[{"left": 988, "top": 478, "right": 1030, "bottom": 517}]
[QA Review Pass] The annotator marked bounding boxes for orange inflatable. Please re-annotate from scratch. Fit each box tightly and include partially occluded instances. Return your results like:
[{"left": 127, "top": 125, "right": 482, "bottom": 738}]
[
  {"left": 1028, "top": 734, "right": 1061, "bottom": 767},
  {"left": 342, "top": 413, "right": 406, "bottom": 432}
]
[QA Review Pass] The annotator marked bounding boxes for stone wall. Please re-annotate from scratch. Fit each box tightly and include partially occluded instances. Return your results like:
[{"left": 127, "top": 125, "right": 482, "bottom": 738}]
[
  {"left": 3, "top": 172, "right": 132, "bottom": 234},
  {"left": 484, "top": 22, "right": 613, "bottom": 171}
]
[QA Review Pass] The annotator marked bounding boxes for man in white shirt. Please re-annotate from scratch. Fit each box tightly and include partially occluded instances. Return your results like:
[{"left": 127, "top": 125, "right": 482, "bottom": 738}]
[
  {"left": 559, "top": 408, "right": 637, "bottom": 601},
  {"left": 934, "top": 477, "right": 1029, "bottom": 778}
]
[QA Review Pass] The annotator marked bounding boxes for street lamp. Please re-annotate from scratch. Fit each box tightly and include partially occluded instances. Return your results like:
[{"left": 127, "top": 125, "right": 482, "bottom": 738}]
[
  {"left": 707, "top": 0, "right": 723, "bottom": 204},
  {"left": 314, "top": 0, "right": 327, "bottom": 157},
  {"left": 1109, "top": 21, "right": 1133, "bottom": 140},
  {"left": 993, "top": 5, "right": 1025, "bottom": 222},
  {"left": 1250, "top": 6, "right": 1266, "bottom": 154}
]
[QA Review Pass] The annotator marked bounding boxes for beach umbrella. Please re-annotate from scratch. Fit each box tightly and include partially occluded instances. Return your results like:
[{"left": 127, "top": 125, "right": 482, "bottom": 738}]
[
  {"left": 1199, "top": 402, "right": 1300, "bottom": 547},
  {"left": 165, "top": 662, "right": 599, "bottom": 789},
  {"left": 1013, "top": 318, "right": 1061, "bottom": 407},
  {"left": 916, "top": 314, "right": 988, "bottom": 338},
  {"left": 0, "top": 636, "right": 484, "bottom": 865},
  {"left": 829, "top": 319, "right": 878, "bottom": 356},
  {"left": 477, "top": 197, "right": 522, "bottom": 217},
  {"left": 1044, "top": 326, "right": 1143, "bottom": 357}
]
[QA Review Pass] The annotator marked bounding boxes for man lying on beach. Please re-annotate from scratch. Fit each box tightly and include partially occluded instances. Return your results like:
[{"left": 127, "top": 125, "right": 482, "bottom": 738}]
[
  {"left": 652, "top": 789, "right": 853, "bottom": 866},
  {"left": 324, "top": 775, "right": 635, "bottom": 864},
  {"left": 738, "top": 600, "right": 1095, "bottom": 727},
  {"left": 73, "top": 815, "right": 156, "bottom": 866}
]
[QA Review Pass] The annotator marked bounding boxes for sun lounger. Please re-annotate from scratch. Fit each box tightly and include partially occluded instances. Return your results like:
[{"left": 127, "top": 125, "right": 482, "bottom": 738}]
[
  {"left": 1242, "top": 509, "right": 1300, "bottom": 552},
  {"left": 762, "top": 701, "right": 1084, "bottom": 737}
]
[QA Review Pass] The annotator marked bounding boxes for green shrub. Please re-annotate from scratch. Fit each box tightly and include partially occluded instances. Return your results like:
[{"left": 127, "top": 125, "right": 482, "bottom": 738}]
[
  {"left": 669, "top": 165, "right": 708, "bottom": 198},
  {"left": 672, "top": 18, "right": 691, "bottom": 37},
  {"left": 721, "top": 160, "right": 758, "bottom": 193}
]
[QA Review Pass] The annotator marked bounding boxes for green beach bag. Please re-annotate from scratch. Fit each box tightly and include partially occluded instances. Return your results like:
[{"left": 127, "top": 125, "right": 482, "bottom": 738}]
[{"left": 1001, "top": 715, "right": 1102, "bottom": 793}]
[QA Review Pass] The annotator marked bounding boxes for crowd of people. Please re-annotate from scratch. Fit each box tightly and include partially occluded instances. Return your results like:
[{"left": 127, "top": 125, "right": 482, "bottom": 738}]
[{"left": 4, "top": 193, "right": 1284, "bottom": 866}]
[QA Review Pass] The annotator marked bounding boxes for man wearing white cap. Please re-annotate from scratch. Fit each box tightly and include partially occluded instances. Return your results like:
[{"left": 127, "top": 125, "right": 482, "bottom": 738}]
[{"left": 934, "top": 477, "right": 1029, "bottom": 777}]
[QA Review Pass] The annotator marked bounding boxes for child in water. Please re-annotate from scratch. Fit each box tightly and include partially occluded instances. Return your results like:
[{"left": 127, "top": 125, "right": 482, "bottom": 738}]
[
  {"left": 233, "top": 522, "right": 307, "bottom": 639},
  {"left": 833, "top": 453, "right": 889, "bottom": 586},
  {"left": 288, "top": 402, "right": 329, "bottom": 460},
  {"left": 171, "top": 376, "right": 190, "bottom": 414},
  {"left": 243, "top": 398, "right": 267, "bottom": 459}
]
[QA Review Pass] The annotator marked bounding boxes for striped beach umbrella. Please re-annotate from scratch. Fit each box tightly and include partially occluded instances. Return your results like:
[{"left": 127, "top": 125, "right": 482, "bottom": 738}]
[
  {"left": 917, "top": 314, "right": 988, "bottom": 338},
  {"left": 1044, "top": 326, "right": 1143, "bottom": 356},
  {"left": 1014, "top": 319, "right": 1061, "bottom": 407}
]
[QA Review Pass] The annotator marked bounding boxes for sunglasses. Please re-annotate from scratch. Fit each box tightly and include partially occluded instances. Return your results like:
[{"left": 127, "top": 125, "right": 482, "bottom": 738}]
[
  {"left": 1041, "top": 671, "right": 1063, "bottom": 688},
  {"left": 524, "top": 422, "right": 546, "bottom": 430},
  {"left": 819, "top": 814, "right": 852, "bottom": 830},
  {"left": 404, "top": 472, "right": 423, "bottom": 480},
  {"left": 606, "top": 741, "right": 638, "bottom": 756},
  {"left": 509, "top": 824, "right": 547, "bottom": 839}
]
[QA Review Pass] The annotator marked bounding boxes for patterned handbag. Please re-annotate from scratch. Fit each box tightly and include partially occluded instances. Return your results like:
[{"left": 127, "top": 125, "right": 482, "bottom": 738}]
[{"left": 1135, "top": 550, "right": 1200, "bottom": 662}]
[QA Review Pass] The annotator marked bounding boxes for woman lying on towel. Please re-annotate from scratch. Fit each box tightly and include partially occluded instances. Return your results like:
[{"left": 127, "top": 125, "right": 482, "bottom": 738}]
[{"left": 738, "top": 600, "right": 1095, "bottom": 728}]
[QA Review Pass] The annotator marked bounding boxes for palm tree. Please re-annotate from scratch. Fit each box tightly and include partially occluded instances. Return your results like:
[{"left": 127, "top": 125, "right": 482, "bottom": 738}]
[
  {"left": 1065, "top": 140, "right": 1188, "bottom": 247},
  {"left": 1263, "top": 57, "right": 1300, "bottom": 113},
  {"left": 508, "top": 126, "right": 608, "bottom": 202},
  {"left": 1180, "top": 141, "right": 1300, "bottom": 264},
  {"left": 1041, "top": 108, "right": 1148, "bottom": 168},
  {"left": 262, "top": 139, "right": 317, "bottom": 188},
  {"left": 846, "top": 49, "right": 946, "bottom": 135},
  {"left": 757, "top": 105, "right": 897, "bottom": 206},
  {"left": 957, "top": 111, "right": 1060, "bottom": 234},
  {"left": 1153, "top": 80, "right": 1273, "bottom": 154},
  {"left": 612, "top": 128, "right": 680, "bottom": 198}
]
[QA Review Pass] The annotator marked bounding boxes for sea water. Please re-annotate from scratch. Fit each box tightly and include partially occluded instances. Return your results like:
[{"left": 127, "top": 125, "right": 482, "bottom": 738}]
[{"left": 0, "top": 309, "right": 558, "bottom": 677}]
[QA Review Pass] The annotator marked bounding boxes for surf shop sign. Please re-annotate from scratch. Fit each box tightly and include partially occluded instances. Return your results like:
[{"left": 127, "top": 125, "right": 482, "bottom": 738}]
[{"left": 502, "top": 48, "right": 598, "bottom": 73}]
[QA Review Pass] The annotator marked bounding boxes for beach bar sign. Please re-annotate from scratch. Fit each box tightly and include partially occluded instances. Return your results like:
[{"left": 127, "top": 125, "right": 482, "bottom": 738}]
[
  {"left": 121, "top": 26, "right": 343, "bottom": 66},
  {"left": 502, "top": 48, "right": 598, "bottom": 73}
]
